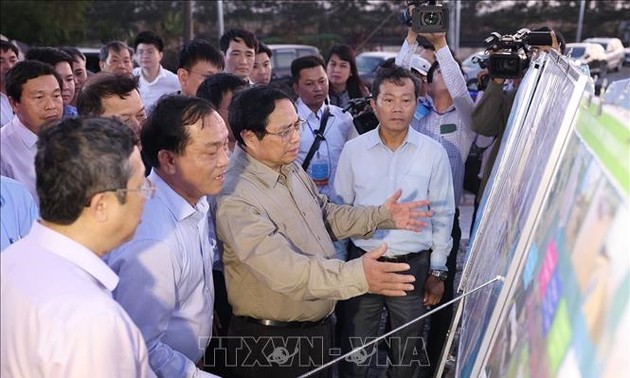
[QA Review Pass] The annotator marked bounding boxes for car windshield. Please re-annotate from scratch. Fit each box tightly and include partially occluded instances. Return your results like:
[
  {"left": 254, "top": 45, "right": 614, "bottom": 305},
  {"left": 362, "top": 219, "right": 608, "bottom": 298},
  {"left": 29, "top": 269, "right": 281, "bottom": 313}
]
[
  {"left": 569, "top": 47, "right": 586, "bottom": 58},
  {"left": 589, "top": 41, "right": 608, "bottom": 50},
  {"left": 356, "top": 56, "right": 386, "bottom": 74}
]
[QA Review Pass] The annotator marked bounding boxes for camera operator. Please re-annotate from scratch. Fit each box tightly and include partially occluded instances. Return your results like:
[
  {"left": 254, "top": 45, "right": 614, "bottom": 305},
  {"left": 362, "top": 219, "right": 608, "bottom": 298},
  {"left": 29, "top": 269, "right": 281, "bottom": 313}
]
[
  {"left": 471, "top": 27, "right": 566, "bottom": 223},
  {"left": 395, "top": 4, "right": 476, "bottom": 374}
]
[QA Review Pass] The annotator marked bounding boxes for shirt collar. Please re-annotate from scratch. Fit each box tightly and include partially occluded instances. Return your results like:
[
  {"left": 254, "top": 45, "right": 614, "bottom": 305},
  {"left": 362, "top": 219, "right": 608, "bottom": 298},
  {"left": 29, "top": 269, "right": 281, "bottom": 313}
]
[
  {"left": 231, "top": 146, "right": 293, "bottom": 188},
  {"left": 29, "top": 222, "right": 119, "bottom": 291},
  {"left": 148, "top": 170, "right": 209, "bottom": 222},
  {"left": 10, "top": 116, "right": 38, "bottom": 148},
  {"left": 295, "top": 98, "right": 326, "bottom": 119},
  {"left": 365, "top": 125, "right": 421, "bottom": 149},
  {"left": 425, "top": 96, "right": 456, "bottom": 115}
]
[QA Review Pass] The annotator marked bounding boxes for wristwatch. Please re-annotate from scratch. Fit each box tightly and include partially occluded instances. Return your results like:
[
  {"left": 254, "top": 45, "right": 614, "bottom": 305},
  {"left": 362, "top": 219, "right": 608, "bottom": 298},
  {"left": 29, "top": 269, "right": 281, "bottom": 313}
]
[{"left": 429, "top": 269, "right": 448, "bottom": 281}]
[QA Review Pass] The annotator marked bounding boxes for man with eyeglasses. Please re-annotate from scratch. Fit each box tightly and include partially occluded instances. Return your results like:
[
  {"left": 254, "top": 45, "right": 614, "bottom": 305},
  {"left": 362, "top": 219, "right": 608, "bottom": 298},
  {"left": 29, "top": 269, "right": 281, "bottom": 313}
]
[
  {"left": 1, "top": 117, "right": 155, "bottom": 377},
  {"left": 106, "top": 95, "right": 229, "bottom": 378},
  {"left": 216, "top": 86, "right": 432, "bottom": 377}
]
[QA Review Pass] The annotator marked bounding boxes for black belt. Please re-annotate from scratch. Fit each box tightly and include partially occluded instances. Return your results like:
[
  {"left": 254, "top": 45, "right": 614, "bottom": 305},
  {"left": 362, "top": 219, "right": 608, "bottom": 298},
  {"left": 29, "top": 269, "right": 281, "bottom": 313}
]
[
  {"left": 240, "top": 315, "right": 331, "bottom": 329},
  {"left": 376, "top": 249, "right": 431, "bottom": 263}
]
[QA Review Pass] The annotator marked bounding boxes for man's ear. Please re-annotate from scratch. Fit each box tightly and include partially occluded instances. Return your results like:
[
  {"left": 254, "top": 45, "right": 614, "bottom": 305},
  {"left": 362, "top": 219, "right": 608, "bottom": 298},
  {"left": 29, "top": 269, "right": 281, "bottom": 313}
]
[
  {"left": 99, "top": 61, "right": 107, "bottom": 72},
  {"left": 157, "top": 149, "right": 177, "bottom": 175},
  {"left": 8, "top": 96, "right": 18, "bottom": 113},
  {"left": 85, "top": 192, "right": 109, "bottom": 223},
  {"left": 240, "top": 130, "right": 256, "bottom": 149},
  {"left": 177, "top": 68, "right": 188, "bottom": 88}
]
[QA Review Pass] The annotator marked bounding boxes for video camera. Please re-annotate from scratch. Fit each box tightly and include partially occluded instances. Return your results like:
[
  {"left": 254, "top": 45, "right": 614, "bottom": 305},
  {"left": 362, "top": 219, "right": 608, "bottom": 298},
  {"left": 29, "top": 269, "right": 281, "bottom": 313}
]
[
  {"left": 398, "top": 0, "right": 449, "bottom": 34},
  {"left": 342, "top": 95, "right": 379, "bottom": 135},
  {"left": 471, "top": 55, "right": 491, "bottom": 90},
  {"left": 484, "top": 28, "right": 553, "bottom": 79}
]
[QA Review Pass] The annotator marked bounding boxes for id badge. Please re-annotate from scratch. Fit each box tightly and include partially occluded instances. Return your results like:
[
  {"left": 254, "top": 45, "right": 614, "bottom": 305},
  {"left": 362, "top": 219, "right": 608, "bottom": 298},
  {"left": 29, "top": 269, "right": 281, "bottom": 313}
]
[{"left": 310, "top": 158, "right": 330, "bottom": 187}]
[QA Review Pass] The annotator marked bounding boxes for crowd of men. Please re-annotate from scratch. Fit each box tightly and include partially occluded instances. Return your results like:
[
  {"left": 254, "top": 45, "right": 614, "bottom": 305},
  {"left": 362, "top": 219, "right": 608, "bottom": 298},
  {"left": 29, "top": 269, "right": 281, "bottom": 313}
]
[{"left": 0, "top": 10, "right": 566, "bottom": 377}]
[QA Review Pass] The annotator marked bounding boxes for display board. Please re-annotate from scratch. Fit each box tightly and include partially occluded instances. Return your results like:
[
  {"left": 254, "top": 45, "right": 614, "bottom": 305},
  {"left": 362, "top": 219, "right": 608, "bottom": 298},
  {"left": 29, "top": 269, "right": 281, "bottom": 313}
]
[
  {"left": 481, "top": 91, "right": 629, "bottom": 377},
  {"left": 454, "top": 50, "right": 593, "bottom": 377}
]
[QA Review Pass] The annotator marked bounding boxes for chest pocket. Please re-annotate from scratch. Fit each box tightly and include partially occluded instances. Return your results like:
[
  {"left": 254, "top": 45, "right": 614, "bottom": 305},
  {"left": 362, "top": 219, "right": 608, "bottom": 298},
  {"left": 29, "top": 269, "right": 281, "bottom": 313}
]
[
  {"left": 440, "top": 123, "right": 457, "bottom": 134},
  {"left": 400, "top": 174, "right": 430, "bottom": 203}
]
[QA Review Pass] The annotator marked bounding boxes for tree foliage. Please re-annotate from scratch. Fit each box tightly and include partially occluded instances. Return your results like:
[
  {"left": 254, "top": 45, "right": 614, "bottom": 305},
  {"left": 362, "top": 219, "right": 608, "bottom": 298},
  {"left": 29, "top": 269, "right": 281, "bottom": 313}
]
[{"left": 1, "top": 0, "right": 627, "bottom": 53}]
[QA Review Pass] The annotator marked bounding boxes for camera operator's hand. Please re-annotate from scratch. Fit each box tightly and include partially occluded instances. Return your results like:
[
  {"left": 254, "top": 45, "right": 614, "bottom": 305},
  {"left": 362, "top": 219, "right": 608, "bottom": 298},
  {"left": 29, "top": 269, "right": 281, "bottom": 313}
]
[
  {"left": 419, "top": 32, "right": 447, "bottom": 50},
  {"left": 405, "top": 3, "right": 419, "bottom": 43}
]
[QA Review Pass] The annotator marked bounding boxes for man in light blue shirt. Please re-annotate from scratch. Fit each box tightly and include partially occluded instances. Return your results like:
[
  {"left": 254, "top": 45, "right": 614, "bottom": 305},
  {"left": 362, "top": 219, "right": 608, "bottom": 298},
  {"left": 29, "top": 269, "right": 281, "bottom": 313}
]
[
  {"left": 0, "top": 176, "right": 38, "bottom": 252},
  {"left": 335, "top": 64, "right": 454, "bottom": 378},
  {"left": 292, "top": 55, "right": 357, "bottom": 206},
  {"left": 106, "top": 95, "right": 230, "bottom": 378}
]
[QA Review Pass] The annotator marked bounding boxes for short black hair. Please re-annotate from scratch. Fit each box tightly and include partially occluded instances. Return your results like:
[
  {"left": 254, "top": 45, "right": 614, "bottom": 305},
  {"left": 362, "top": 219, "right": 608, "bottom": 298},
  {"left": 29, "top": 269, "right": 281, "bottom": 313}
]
[
  {"left": 99, "top": 41, "right": 133, "bottom": 62},
  {"left": 134, "top": 30, "right": 164, "bottom": 52},
  {"left": 77, "top": 72, "right": 140, "bottom": 116},
  {"left": 196, "top": 73, "right": 247, "bottom": 110},
  {"left": 36, "top": 117, "right": 136, "bottom": 224},
  {"left": 141, "top": 95, "right": 215, "bottom": 169},
  {"left": 1, "top": 40, "right": 19, "bottom": 56},
  {"left": 59, "top": 46, "right": 86, "bottom": 62},
  {"left": 372, "top": 64, "right": 420, "bottom": 100},
  {"left": 5, "top": 60, "right": 62, "bottom": 102},
  {"left": 229, "top": 86, "right": 293, "bottom": 146},
  {"left": 178, "top": 39, "right": 224, "bottom": 71},
  {"left": 219, "top": 28, "right": 258, "bottom": 54},
  {"left": 257, "top": 42, "right": 272, "bottom": 58},
  {"left": 291, "top": 55, "right": 325, "bottom": 83},
  {"left": 25, "top": 47, "right": 73, "bottom": 68}
]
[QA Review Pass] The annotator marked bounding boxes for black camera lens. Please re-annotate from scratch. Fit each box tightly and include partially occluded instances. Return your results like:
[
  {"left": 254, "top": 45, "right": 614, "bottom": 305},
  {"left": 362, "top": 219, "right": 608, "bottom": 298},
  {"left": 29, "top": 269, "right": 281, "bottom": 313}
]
[{"left": 421, "top": 12, "right": 441, "bottom": 26}]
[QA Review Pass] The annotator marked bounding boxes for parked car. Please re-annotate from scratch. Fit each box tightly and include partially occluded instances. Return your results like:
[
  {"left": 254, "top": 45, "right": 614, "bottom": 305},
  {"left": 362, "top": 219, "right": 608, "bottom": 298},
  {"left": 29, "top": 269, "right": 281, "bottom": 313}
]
[
  {"left": 582, "top": 37, "right": 625, "bottom": 72},
  {"left": 268, "top": 44, "right": 320, "bottom": 81},
  {"left": 566, "top": 42, "right": 608, "bottom": 77},
  {"left": 624, "top": 47, "right": 630, "bottom": 66},
  {"left": 356, "top": 51, "right": 397, "bottom": 87},
  {"left": 77, "top": 47, "right": 101, "bottom": 74}
]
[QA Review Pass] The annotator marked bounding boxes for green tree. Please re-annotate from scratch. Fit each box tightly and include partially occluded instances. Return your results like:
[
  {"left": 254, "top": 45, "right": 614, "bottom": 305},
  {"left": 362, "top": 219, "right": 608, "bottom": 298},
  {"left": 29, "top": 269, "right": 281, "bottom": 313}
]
[{"left": 1, "top": 1, "right": 88, "bottom": 46}]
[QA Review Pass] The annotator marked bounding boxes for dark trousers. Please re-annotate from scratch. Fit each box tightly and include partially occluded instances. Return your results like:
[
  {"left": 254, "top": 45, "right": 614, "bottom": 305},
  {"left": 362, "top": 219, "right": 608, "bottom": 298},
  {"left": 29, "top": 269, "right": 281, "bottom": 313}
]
[
  {"left": 227, "top": 315, "right": 334, "bottom": 378},
  {"left": 426, "top": 209, "right": 460, "bottom": 375},
  {"left": 339, "top": 243, "right": 430, "bottom": 378},
  {"left": 202, "top": 269, "right": 232, "bottom": 376}
]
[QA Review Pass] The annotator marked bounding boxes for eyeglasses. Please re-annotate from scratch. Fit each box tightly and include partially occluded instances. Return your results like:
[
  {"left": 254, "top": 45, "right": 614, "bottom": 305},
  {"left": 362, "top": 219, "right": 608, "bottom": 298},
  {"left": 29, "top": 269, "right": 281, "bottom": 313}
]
[
  {"left": 264, "top": 119, "right": 304, "bottom": 141},
  {"left": 90, "top": 178, "right": 156, "bottom": 205},
  {"left": 110, "top": 178, "right": 156, "bottom": 199}
]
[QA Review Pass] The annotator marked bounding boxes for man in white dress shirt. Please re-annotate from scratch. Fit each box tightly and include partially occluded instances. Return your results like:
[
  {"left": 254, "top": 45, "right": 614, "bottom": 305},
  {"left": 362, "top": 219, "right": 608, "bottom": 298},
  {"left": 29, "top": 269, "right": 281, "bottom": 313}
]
[
  {"left": 0, "top": 40, "right": 20, "bottom": 127},
  {"left": 133, "top": 31, "right": 181, "bottom": 113},
  {"left": 1, "top": 117, "right": 155, "bottom": 377},
  {"left": 0, "top": 60, "right": 63, "bottom": 200},
  {"left": 106, "top": 95, "right": 229, "bottom": 377}
]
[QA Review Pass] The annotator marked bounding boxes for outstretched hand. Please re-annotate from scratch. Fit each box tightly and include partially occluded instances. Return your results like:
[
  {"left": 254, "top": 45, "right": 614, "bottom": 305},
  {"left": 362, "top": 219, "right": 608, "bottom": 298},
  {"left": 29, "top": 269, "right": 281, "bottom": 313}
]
[
  {"left": 383, "top": 189, "right": 431, "bottom": 232},
  {"left": 362, "top": 243, "right": 415, "bottom": 297}
]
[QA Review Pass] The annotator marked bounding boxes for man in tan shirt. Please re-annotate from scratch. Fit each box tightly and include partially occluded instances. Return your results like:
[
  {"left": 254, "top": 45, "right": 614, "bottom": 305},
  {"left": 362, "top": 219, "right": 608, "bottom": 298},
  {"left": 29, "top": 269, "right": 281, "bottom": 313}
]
[{"left": 216, "top": 86, "right": 431, "bottom": 377}]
